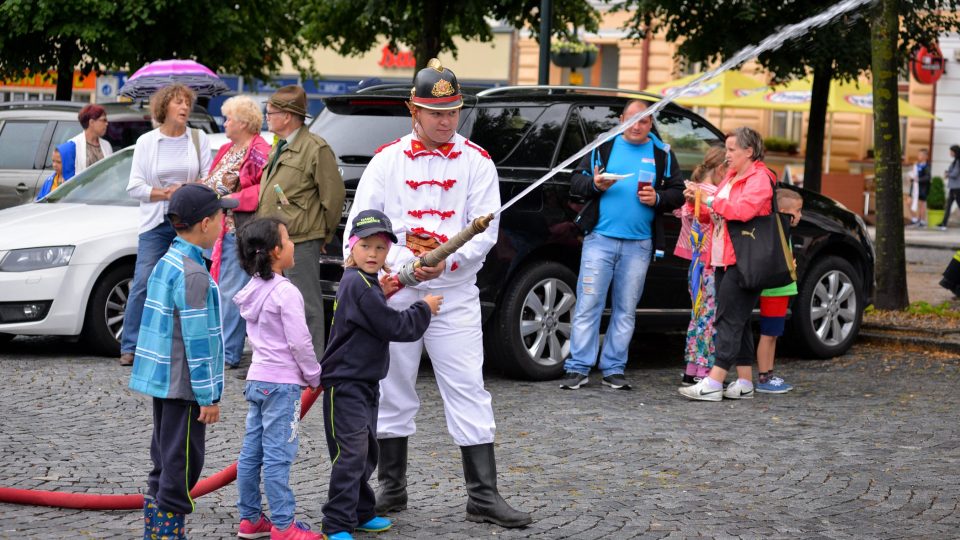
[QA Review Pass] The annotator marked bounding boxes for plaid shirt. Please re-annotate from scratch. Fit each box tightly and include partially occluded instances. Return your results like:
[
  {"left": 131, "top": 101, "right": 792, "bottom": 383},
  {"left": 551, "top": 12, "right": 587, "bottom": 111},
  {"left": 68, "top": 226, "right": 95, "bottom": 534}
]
[{"left": 129, "top": 237, "right": 224, "bottom": 406}]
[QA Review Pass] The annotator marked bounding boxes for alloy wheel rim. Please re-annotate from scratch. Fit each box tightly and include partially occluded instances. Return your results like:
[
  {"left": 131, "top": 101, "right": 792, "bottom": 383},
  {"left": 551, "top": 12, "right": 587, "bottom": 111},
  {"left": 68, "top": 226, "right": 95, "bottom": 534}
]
[
  {"left": 809, "top": 269, "right": 857, "bottom": 347},
  {"left": 519, "top": 277, "right": 576, "bottom": 367},
  {"left": 106, "top": 277, "right": 131, "bottom": 342}
]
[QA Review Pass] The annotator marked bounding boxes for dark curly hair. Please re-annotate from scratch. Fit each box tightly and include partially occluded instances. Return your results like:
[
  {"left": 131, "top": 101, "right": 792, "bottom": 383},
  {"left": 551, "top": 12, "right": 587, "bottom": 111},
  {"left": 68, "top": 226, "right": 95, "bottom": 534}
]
[{"left": 236, "top": 217, "right": 287, "bottom": 279}]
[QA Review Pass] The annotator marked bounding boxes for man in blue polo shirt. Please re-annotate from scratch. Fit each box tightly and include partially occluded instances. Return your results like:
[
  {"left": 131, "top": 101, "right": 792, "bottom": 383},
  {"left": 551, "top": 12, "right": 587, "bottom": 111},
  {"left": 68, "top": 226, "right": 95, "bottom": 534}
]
[{"left": 561, "top": 99, "right": 684, "bottom": 390}]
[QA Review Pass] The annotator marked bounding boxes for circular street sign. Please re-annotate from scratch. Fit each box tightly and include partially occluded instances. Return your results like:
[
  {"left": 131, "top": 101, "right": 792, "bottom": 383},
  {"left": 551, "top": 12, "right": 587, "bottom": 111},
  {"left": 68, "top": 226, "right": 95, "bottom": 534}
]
[{"left": 912, "top": 44, "right": 945, "bottom": 85}]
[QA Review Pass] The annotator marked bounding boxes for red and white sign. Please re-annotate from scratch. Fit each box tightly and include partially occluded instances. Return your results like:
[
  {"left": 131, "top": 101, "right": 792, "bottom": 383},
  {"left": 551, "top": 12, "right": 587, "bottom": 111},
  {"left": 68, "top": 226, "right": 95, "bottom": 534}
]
[
  {"left": 911, "top": 44, "right": 945, "bottom": 85},
  {"left": 378, "top": 44, "right": 416, "bottom": 69},
  {"left": 765, "top": 90, "right": 811, "bottom": 105}
]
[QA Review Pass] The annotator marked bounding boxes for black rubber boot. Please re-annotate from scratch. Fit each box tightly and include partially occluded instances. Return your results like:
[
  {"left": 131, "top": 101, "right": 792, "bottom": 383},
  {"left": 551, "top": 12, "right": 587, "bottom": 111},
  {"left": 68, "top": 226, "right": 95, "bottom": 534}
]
[
  {"left": 460, "top": 443, "right": 533, "bottom": 528},
  {"left": 374, "top": 437, "right": 408, "bottom": 514},
  {"left": 941, "top": 255, "right": 960, "bottom": 296}
]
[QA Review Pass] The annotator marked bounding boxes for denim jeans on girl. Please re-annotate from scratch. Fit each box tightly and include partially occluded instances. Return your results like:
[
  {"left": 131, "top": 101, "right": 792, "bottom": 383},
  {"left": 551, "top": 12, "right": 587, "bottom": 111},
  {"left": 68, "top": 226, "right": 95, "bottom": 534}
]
[
  {"left": 217, "top": 232, "right": 251, "bottom": 367},
  {"left": 565, "top": 233, "right": 652, "bottom": 377},
  {"left": 236, "top": 381, "right": 303, "bottom": 529},
  {"left": 121, "top": 219, "right": 176, "bottom": 354}
]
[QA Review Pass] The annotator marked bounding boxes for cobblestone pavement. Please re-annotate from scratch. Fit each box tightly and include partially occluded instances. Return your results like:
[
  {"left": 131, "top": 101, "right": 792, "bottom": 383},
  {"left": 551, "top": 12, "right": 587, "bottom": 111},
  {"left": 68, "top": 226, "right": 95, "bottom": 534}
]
[{"left": 1, "top": 337, "right": 959, "bottom": 539}]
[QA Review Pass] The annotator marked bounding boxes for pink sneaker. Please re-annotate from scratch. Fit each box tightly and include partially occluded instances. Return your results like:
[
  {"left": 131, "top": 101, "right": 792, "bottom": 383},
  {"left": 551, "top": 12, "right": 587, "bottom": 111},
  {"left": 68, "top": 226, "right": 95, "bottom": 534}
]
[
  {"left": 238, "top": 514, "right": 272, "bottom": 539},
  {"left": 270, "top": 520, "right": 323, "bottom": 540}
]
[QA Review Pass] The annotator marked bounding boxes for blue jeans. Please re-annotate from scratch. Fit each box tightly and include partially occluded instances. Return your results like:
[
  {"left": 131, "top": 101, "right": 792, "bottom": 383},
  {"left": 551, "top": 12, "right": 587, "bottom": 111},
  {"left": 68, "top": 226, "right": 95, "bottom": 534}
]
[
  {"left": 565, "top": 233, "right": 652, "bottom": 377},
  {"left": 218, "top": 232, "right": 251, "bottom": 366},
  {"left": 121, "top": 219, "right": 176, "bottom": 354},
  {"left": 236, "top": 381, "right": 303, "bottom": 529}
]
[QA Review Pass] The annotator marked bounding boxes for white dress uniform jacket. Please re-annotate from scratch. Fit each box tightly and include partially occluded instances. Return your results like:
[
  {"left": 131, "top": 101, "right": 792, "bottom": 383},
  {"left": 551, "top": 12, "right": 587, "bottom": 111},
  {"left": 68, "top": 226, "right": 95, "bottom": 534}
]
[{"left": 345, "top": 130, "right": 501, "bottom": 446}]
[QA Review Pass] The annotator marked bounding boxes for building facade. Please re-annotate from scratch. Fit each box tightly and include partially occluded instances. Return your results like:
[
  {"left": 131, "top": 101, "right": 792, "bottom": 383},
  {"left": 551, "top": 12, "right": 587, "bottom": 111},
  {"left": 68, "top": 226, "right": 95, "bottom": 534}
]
[{"left": 512, "top": 8, "right": 939, "bottom": 186}]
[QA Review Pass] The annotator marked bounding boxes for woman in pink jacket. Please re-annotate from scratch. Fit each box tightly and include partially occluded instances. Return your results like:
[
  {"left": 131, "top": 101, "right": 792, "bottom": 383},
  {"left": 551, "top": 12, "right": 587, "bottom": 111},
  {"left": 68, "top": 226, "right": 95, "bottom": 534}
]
[
  {"left": 201, "top": 95, "right": 272, "bottom": 369},
  {"left": 679, "top": 127, "right": 773, "bottom": 402}
]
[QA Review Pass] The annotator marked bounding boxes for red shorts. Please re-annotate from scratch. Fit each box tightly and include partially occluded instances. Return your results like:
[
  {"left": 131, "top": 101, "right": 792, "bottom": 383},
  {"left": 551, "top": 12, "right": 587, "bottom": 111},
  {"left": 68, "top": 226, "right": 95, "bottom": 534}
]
[
  {"left": 759, "top": 295, "right": 790, "bottom": 317},
  {"left": 759, "top": 295, "right": 790, "bottom": 337}
]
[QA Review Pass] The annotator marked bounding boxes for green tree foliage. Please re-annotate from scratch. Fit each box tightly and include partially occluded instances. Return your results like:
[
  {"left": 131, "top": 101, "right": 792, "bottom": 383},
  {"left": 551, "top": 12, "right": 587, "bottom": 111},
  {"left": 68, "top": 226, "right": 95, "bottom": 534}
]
[
  {"left": 299, "top": 0, "right": 602, "bottom": 74},
  {"left": 0, "top": 0, "right": 316, "bottom": 100},
  {"left": 615, "top": 0, "right": 960, "bottom": 195}
]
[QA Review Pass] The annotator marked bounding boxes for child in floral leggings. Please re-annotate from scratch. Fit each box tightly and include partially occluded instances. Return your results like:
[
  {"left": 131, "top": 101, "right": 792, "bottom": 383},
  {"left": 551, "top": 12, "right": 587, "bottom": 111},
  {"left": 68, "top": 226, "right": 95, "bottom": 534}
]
[{"left": 675, "top": 146, "right": 725, "bottom": 385}]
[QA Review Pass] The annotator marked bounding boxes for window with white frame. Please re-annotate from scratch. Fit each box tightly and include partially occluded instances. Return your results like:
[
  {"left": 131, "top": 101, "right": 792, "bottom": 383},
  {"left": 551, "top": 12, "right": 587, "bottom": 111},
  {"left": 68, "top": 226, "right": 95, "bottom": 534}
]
[{"left": 771, "top": 110, "right": 803, "bottom": 142}]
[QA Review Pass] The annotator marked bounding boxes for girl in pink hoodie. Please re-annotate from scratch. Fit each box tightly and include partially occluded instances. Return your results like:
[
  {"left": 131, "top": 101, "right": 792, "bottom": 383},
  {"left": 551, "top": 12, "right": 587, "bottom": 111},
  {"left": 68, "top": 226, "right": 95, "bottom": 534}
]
[{"left": 233, "top": 217, "right": 323, "bottom": 540}]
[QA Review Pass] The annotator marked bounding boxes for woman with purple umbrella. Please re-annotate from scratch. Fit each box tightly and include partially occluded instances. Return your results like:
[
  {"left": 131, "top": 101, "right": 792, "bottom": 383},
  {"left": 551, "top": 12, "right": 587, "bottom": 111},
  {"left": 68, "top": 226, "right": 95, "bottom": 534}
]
[
  {"left": 119, "top": 84, "right": 212, "bottom": 366},
  {"left": 120, "top": 59, "right": 229, "bottom": 100}
]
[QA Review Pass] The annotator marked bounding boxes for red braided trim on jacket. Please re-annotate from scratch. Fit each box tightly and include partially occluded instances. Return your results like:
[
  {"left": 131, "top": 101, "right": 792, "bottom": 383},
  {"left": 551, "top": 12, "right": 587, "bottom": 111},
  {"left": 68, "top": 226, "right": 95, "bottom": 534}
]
[
  {"left": 405, "top": 179, "right": 457, "bottom": 190},
  {"left": 407, "top": 209, "right": 456, "bottom": 220},
  {"left": 409, "top": 227, "right": 448, "bottom": 243},
  {"left": 463, "top": 139, "right": 491, "bottom": 159}
]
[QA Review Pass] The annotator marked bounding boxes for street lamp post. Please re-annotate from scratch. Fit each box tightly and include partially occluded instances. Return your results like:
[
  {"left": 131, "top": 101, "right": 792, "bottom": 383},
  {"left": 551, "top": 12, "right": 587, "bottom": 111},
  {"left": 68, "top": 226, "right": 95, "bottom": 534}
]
[{"left": 538, "top": 0, "right": 551, "bottom": 85}]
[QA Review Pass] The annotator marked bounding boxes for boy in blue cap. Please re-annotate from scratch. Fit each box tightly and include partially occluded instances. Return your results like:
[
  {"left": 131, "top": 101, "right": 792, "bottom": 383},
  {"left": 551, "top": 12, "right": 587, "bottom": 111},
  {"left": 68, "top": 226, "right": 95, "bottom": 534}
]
[{"left": 129, "top": 183, "right": 238, "bottom": 539}]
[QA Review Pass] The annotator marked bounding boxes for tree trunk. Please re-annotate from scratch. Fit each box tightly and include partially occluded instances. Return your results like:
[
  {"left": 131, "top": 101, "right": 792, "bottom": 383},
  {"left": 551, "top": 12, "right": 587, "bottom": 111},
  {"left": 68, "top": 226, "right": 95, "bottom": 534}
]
[
  {"left": 802, "top": 64, "right": 832, "bottom": 194},
  {"left": 55, "top": 38, "right": 77, "bottom": 101},
  {"left": 871, "top": 0, "right": 909, "bottom": 310},
  {"left": 413, "top": 0, "right": 447, "bottom": 77}
]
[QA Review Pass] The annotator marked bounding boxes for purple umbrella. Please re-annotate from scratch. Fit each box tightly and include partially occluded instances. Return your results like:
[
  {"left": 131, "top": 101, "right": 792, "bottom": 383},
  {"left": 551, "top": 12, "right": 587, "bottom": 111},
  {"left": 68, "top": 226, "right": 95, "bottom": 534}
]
[{"left": 119, "top": 59, "right": 229, "bottom": 99}]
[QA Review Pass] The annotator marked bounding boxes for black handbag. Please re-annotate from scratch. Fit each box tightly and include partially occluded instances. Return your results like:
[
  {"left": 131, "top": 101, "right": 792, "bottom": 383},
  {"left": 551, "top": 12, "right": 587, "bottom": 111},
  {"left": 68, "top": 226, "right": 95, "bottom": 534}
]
[{"left": 725, "top": 174, "right": 797, "bottom": 290}]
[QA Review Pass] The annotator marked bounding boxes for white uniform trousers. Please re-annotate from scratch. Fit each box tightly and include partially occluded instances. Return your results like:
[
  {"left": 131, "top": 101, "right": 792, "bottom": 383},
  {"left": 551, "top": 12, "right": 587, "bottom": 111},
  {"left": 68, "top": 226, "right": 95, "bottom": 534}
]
[{"left": 377, "top": 283, "right": 496, "bottom": 446}]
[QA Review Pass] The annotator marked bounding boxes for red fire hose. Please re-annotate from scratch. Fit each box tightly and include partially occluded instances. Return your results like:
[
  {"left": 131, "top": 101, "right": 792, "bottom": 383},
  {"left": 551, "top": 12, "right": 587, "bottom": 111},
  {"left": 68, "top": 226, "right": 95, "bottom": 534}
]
[{"left": 0, "top": 387, "right": 323, "bottom": 510}]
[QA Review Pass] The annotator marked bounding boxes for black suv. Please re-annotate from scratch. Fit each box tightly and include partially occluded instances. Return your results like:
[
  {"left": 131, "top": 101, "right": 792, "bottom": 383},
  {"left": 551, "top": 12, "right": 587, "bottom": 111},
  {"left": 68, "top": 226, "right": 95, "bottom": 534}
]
[{"left": 310, "top": 86, "right": 875, "bottom": 380}]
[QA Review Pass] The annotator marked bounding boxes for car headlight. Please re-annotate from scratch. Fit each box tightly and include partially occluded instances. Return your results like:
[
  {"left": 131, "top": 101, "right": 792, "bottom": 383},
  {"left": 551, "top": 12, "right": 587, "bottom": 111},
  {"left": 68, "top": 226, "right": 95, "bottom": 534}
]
[{"left": 0, "top": 246, "right": 75, "bottom": 272}]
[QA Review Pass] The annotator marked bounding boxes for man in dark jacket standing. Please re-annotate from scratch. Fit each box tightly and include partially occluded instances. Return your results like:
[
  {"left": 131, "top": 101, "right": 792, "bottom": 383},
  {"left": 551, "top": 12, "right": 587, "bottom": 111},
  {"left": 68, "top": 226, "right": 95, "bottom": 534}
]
[{"left": 560, "top": 99, "right": 684, "bottom": 390}]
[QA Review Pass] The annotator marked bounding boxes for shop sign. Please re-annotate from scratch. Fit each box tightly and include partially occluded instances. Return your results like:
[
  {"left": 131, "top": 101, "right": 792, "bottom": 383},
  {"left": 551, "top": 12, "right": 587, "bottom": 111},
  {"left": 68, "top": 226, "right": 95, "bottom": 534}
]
[
  {"left": 766, "top": 90, "right": 811, "bottom": 104},
  {"left": 660, "top": 82, "right": 719, "bottom": 98},
  {"left": 1, "top": 70, "right": 96, "bottom": 90},
  {"left": 911, "top": 44, "right": 945, "bottom": 85},
  {"left": 378, "top": 44, "right": 416, "bottom": 69}
]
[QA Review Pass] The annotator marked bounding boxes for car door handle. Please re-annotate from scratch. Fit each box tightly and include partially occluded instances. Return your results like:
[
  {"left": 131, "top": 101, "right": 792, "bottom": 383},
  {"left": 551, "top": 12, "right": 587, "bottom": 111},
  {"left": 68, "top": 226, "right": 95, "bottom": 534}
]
[{"left": 16, "top": 183, "right": 28, "bottom": 193}]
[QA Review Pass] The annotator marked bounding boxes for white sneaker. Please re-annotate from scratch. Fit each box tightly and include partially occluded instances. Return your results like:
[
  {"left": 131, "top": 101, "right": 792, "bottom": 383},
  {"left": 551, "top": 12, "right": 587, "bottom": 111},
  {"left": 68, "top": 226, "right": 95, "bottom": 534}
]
[
  {"left": 723, "top": 380, "right": 755, "bottom": 399},
  {"left": 678, "top": 378, "right": 722, "bottom": 401}
]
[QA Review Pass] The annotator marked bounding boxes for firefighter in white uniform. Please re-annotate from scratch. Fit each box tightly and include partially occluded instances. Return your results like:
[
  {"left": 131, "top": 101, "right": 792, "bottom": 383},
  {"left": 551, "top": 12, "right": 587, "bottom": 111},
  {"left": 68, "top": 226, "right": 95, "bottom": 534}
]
[{"left": 344, "top": 58, "right": 532, "bottom": 528}]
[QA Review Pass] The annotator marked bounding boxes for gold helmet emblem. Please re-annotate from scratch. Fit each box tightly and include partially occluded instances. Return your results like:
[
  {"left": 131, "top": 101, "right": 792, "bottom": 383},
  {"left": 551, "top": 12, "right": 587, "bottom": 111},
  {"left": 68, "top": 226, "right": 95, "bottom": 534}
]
[{"left": 431, "top": 78, "right": 455, "bottom": 97}]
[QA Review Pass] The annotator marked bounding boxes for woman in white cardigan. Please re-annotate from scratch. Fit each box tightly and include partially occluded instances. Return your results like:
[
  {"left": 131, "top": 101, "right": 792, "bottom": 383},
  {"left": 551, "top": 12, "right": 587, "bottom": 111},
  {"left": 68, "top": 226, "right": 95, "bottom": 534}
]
[{"left": 119, "top": 84, "right": 211, "bottom": 366}]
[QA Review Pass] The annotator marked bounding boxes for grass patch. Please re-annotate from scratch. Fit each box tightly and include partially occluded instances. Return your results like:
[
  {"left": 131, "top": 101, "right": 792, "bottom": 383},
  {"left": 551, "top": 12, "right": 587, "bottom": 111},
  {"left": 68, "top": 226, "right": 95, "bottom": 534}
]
[{"left": 866, "top": 301, "right": 960, "bottom": 317}]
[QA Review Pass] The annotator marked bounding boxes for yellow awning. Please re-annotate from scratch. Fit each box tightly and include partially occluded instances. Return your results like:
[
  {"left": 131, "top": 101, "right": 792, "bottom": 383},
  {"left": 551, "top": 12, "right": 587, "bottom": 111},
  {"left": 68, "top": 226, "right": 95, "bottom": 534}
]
[
  {"left": 829, "top": 79, "right": 936, "bottom": 119},
  {"left": 728, "top": 77, "right": 936, "bottom": 119},
  {"left": 644, "top": 71, "right": 768, "bottom": 109}
]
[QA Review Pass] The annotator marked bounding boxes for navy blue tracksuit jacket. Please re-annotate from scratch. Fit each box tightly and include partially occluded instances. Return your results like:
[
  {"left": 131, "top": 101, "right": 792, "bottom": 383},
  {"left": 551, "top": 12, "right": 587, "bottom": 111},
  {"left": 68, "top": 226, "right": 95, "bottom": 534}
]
[{"left": 320, "top": 267, "right": 431, "bottom": 534}]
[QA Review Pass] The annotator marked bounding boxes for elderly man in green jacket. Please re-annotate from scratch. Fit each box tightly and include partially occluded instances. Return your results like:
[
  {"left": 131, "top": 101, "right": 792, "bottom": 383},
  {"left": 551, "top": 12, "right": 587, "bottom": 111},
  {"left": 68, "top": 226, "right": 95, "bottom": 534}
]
[{"left": 258, "top": 85, "right": 345, "bottom": 355}]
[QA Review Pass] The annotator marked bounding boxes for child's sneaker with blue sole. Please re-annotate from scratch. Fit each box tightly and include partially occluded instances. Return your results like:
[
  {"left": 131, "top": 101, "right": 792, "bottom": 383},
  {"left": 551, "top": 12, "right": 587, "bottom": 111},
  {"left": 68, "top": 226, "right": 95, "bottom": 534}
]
[
  {"left": 756, "top": 376, "right": 793, "bottom": 394},
  {"left": 356, "top": 516, "right": 392, "bottom": 532}
]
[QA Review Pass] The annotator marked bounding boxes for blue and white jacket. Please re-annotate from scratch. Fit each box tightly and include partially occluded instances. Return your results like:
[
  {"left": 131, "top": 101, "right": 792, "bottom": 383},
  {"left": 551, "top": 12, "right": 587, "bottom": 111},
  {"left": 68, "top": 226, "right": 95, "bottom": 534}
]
[{"left": 129, "top": 237, "right": 225, "bottom": 406}]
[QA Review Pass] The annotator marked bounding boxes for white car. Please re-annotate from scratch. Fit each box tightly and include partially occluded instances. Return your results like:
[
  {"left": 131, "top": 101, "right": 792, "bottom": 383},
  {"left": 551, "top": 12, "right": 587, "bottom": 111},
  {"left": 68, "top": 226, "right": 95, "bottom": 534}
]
[
  {"left": 0, "top": 133, "right": 263, "bottom": 354},
  {"left": 0, "top": 148, "right": 138, "bottom": 353}
]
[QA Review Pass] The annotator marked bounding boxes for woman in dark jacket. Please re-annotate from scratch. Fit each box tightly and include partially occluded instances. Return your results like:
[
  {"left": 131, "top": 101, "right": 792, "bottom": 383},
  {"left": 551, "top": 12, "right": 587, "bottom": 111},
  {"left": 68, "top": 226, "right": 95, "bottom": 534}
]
[{"left": 937, "top": 144, "right": 960, "bottom": 229}]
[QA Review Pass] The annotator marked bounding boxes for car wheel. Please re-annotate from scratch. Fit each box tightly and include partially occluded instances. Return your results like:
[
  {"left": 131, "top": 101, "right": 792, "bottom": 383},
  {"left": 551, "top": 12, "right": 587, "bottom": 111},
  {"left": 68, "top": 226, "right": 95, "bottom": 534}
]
[
  {"left": 487, "top": 261, "right": 577, "bottom": 380},
  {"left": 792, "top": 255, "right": 863, "bottom": 358},
  {"left": 82, "top": 264, "right": 133, "bottom": 357}
]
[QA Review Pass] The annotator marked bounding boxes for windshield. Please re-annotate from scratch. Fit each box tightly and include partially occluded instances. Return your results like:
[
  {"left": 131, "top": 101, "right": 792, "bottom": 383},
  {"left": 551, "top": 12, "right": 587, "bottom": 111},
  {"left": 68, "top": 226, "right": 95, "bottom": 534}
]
[
  {"left": 41, "top": 150, "right": 137, "bottom": 206},
  {"left": 312, "top": 112, "right": 412, "bottom": 164}
]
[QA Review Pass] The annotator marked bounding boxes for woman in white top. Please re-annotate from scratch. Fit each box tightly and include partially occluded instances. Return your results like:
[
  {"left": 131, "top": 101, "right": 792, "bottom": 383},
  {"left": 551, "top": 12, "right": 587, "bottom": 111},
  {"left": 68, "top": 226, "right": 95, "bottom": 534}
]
[
  {"left": 70, "top": 104, "right": 114, "bottom": 174},
  {"left": 120, "top": 83, "right": 211, "bottom": 366}
]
